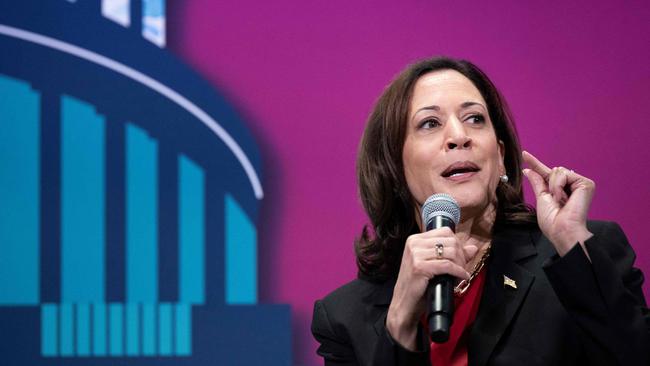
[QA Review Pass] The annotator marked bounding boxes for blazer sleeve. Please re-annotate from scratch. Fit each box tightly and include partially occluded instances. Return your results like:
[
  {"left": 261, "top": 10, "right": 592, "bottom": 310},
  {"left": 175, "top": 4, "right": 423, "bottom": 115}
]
[
  {"left": 312, "top": 299, "right": 359, "bottom": 365},
  {"left": 543, "top": 221, "right": 650, "bottom": 366},
  {"left": 312, "top": 299, "right": 431, "bottom": 366}
]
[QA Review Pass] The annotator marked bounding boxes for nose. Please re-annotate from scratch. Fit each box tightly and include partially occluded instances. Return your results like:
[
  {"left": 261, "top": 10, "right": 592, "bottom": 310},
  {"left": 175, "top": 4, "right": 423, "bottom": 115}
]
[{"left": 445, "top": 118, "right": 472, "bottom": 150}]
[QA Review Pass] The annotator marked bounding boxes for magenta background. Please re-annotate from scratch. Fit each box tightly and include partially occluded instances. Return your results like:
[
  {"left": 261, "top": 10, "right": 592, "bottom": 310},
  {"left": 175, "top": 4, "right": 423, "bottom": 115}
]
[{"left": 168, "top": 1, "right": 650, "bottom": 364}]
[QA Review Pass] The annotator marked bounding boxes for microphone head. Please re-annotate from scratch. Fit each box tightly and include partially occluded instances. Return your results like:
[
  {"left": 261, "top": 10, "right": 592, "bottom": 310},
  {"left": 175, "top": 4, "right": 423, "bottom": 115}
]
[{"left": 421, "top": 193, "right": 461, "bottom": 229}]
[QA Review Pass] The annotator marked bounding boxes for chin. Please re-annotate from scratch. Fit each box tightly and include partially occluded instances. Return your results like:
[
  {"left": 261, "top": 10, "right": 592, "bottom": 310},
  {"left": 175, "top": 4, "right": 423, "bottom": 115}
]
[{"left": 447, "top": 190, "right": 492, "bottom": 217}]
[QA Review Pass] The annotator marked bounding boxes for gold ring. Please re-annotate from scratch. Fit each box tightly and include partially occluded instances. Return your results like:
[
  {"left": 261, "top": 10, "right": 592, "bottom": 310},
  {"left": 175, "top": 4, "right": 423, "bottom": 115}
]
[{"left": 435, "top": 243, "right": 444, "bottom": 259}]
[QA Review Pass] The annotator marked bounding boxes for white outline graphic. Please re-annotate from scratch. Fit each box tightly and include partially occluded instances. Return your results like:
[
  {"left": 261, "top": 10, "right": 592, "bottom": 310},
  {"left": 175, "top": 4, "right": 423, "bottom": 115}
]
[{"left": 0, "top": 24, "right": 264, "bottom": 199}]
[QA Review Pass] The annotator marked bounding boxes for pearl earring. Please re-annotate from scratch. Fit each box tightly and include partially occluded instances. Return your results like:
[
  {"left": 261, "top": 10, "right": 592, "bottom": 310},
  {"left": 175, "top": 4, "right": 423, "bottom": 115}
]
[{"left": 499, "top": 174, "right": 509, "bottom": 183}]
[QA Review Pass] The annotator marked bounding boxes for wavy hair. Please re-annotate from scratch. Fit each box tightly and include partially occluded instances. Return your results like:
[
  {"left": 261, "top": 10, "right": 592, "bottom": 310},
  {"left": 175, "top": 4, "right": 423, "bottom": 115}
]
[{"left": 355, "top": 56, "right": 536, "bottom": 282}]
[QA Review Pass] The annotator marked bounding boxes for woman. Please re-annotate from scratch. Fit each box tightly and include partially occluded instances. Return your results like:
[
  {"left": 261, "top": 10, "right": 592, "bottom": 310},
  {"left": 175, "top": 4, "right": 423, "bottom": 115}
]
[{"left": 311, "top": 57, "right": 649, "bottom": 365}]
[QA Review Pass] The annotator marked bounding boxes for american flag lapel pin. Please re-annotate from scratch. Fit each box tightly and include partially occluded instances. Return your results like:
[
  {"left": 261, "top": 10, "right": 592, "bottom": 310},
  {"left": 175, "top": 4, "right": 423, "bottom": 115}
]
[{"left": 503, "top": 275, "right": 517, "bottom": 289}]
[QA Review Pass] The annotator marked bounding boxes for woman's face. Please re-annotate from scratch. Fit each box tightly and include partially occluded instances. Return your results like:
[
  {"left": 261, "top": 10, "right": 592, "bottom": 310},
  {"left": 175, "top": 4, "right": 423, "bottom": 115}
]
[{"left": 402, "top": 69, "right": 505, "bottom": 218}]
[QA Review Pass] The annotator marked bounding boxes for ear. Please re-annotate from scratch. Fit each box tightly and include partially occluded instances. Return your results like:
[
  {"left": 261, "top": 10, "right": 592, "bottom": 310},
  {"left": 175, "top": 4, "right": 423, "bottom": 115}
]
[{"left": 497, "top": 139, "right": 506, "bottom": 174}]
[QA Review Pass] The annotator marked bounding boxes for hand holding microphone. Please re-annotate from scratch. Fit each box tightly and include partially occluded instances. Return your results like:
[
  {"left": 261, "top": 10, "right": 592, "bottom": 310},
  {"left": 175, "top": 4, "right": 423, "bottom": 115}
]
[
  {"left": 386, "top": 194, "right": 477, "bottom": 350},
  {"left": 421, "top": 194, "right": 461, "bottom": 343}
]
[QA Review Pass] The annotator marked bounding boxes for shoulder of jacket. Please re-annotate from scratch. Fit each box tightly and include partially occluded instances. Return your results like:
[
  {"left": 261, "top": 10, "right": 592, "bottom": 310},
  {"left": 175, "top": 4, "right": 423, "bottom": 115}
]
[{"left": 319, "top": 277, "right": 384, "bottom": 307}]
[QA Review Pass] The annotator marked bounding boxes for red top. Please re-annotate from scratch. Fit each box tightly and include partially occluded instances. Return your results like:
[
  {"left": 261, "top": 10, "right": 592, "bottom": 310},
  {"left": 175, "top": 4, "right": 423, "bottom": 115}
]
[{"left": 429, "top": 268, "right": 487, "bottom": 366}]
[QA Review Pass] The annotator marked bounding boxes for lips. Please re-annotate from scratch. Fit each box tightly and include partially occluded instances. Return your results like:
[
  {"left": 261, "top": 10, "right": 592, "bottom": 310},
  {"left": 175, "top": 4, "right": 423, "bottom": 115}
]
[{"left": 441, "top": 161, "right": 480, "bottom": 178}]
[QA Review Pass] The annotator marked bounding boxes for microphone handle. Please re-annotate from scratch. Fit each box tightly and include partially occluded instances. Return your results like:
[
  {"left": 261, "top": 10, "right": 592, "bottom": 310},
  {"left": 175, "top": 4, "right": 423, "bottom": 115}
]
[
  {"left": 427, "top": 275, "right": 454, "bottom": 343},
  {"left": 425, "top": 215, "right": 456, "bottom": 343}
]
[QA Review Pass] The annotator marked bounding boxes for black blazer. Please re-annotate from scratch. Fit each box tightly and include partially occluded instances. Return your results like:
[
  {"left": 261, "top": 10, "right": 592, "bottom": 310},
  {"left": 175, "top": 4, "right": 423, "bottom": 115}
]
[{"left": 311, "top": 221, "right": 650, "bottom": 365}]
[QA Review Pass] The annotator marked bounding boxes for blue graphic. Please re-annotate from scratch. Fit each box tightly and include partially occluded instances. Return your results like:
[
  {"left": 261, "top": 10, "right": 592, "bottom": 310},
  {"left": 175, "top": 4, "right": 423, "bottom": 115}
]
[
  {"left": 0, "top": 1, "right": 291, "bottom": 365},
  {"left": 61, "top": 95, "right": 106, "bottom": 304},
  {"left": 179, "top": 155, "right": 206, "bottom": 305},
  {"left": 0, "top": 74, "right": 40, "bottom": 306},
  {"left": 226, "top": 194, "right": 258, "bottom": 304}
]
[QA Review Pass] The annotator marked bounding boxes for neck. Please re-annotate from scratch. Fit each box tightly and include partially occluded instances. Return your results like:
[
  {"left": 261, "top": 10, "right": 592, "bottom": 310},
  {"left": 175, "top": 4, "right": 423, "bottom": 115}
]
[
  {"left": 413, "top": 199, "right": 497, "bottom": 251},
  {"left": 455, "top": 202, "right": 496, "bottom": 251}
]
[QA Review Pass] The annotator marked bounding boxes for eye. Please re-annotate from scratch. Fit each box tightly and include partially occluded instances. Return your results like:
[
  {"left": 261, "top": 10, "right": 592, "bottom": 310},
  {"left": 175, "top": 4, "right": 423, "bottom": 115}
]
[
  {"left": 466, "top": 114, "right": 486, "bottom": 124},
  {"left": 419, "top": 118, "right": 441, "bottom": 129}
]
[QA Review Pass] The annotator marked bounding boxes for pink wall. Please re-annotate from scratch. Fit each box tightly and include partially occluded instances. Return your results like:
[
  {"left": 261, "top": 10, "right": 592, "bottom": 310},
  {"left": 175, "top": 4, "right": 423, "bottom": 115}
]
[{"left": 169, "top": 1, "right": 650, "bottom": 364}]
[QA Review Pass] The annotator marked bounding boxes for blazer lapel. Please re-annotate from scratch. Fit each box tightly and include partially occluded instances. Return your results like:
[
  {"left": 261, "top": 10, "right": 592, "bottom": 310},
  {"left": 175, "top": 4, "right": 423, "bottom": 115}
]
[{"left": 469, "top": 226, "right": 538, "bottom": 366}]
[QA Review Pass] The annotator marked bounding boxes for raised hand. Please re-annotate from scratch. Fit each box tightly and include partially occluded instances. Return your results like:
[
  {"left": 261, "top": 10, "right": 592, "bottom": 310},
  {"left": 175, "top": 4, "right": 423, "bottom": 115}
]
[{"left": 522, "top": 151, "right": 594, "bottom": 257}]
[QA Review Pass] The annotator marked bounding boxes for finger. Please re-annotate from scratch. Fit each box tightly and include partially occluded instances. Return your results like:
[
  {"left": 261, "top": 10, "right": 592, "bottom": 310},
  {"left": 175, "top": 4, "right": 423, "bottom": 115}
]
[
  {"left": 429, "top": 260, "right": 471, "bottom": 280},
  {"left": 415, "top": 245, "right": 457, "bottom": 261},
  {"left": 418, "top": 226, "right": 455, "bottom": 238},
  {"left": 563, "top": 168, "right": 590, "bottom": 190},
  {"left": 407, "top": 232, "right": 452, "bottom": 251},
  {"left": 548, "top": 167, "right": 570, "bottom": 203},
  {"left": 522, "top": 168, "right": 548, "bottom": 198},
  {"left": 417, "top": 246, "right": 466, "bottom": 269},
  {"left": 409, "top": 237, "right": 454, "bottom": 252},
  {"left": 522, "top": 151, "right": 552, "bottom": 180},
  {"left": 564, "top": 169, "right": 596, "bottom": 205}
]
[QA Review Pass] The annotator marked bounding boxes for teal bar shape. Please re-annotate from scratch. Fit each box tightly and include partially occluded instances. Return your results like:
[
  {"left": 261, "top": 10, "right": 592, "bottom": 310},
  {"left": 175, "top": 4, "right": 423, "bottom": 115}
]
[
  {"left": 61, "top": 95, "right": 105, "bottom": 303},
  {"left": 142, "top": 303, "right": 156, "bottom": 356},
  {"left": 93, "top": 303, "right": 107, "bottom": 356},
  {"left": 225, "top": 194, "right": 257, "bottom": 304},
  {"left": 41, "top": 304, "right": 58, "bottom": 357},
  {"left": 76, "top": 303, "right": 90, "bottom": 356},
  {"left": 0, "top": 74, "right": 40, "bottom": 305},
  {"left": 126, "top": 124, "right": 158, "bottom": 303},
  {"left": 109, "top": 303, "right": 123, "bottom": 356},
  {"left": 126, "top": 303, "right": 140, "bottom": 356},
  {"left": 60, "top": 303, "right": 73, "bottom": 356},
  {"left": 158, "top": 303, "right": 172, "bottom": 356},
  {"left": 178, "top": 156, "right": 205, "bottom": 304},
  {"left": 175, "top": 303, "right": 191, "bottom": 356}
]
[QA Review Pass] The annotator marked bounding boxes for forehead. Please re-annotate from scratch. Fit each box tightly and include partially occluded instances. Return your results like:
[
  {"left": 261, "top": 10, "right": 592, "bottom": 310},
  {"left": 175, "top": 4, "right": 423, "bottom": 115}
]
[{"left": 410, "top": 69, "right": 486, "bottom": 113}]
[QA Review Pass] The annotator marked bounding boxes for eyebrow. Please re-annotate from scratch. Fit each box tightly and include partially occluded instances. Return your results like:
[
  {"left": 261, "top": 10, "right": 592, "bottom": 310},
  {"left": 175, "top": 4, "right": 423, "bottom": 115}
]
[
  {"left": 413, "top": 101, "right": 485, "bottom": 116},
  {"left": 460, "top": 101, "right": 485, "bottom": 110}
]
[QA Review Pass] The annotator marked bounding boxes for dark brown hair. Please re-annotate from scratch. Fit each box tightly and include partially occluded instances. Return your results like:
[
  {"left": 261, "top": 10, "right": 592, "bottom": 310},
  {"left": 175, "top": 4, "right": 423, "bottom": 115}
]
[{"left": 355, "top": 56, "right": 536, "bottom": 282}]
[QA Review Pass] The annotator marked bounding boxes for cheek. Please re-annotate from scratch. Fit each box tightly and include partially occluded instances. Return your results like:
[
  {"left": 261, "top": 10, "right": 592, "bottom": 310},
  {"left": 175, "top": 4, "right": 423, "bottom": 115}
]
[
  {"left": 486, "top": 151, "right": 504, "bottom": 191},
  {"left": 402, "top": 157, "right": 421, "bottom": 194},
  {"left": 402, "top": 143, "right": 432, "bottom": 202}
]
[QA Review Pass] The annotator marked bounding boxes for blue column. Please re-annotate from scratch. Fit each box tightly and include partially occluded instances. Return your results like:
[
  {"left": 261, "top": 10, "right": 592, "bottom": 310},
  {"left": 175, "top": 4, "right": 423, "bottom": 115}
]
[
  {"left": 142, "top": 303, "right": 156, "bottom": 355},
  {"left": 41, "top": 304, "right": 58, "bottom": 356},
  {"left": 109, "top": 303, "right": 124, "bottom": 356},
  {"left": 126, "top": 123, "right": 158, "bottom": 304},
  {"left": 0, "top": 74, "right": 40, "bottom": 305},
  {"left": 76, "top": 303, "right": 90, "bottom": 356},
  {"left": 158, "top": 303, "right": 172, "bottom": 356},
  {"left": 60, "top": 95, "right": 105, "bottom": 303},
  {"left": 178, "top": 155, "right": 205, "bottom": 304},
  {"left": 125, "top": 123, "right": 158, "bottom": 356},
  {"left": 126, "top": 303, "right": 140, "bottom": 356},
  {"left": 225, "top": 194, "right": 257, "bottom": 304},
  {"left": 175, "top": 303, "right": 191, "bottom": 356},
  {"left": 60, "top": 303, "right": 73, "bottom": 356},
  {"left": 93, "top": 303, "right": 107, "bottom": 356}
]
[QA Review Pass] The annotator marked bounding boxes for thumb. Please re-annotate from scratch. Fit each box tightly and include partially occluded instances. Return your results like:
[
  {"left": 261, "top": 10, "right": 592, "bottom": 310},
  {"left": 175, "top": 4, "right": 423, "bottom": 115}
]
[{"left": 523, "top": 168, "right": 548, "bottom": 198}]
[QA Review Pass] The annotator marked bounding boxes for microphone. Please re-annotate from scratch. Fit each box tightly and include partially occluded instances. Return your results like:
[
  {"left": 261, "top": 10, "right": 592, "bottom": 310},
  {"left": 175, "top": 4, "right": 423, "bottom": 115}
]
[{"left": 421, "top": 193, "right": 461, "bottom": 343}]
